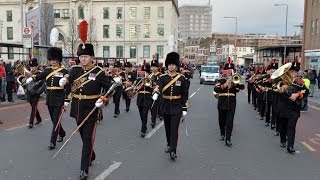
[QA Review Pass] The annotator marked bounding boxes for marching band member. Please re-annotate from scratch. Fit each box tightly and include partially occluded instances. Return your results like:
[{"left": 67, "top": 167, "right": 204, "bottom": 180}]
[
  {"left": 214, "top": 70, "right": 244, "bottom": 147},
  {"left": 122, "top": 61, "right": 136, "bottom": 112},
  {"left": 150, "top": 59, "right": 163, "bottom": 127},
  {"left": 25, "top": 58, "right": 46, "bottom": 128},
  {"left": 62, "top": 43, "right": 112, "bottom": 179},
  {"left": 223, "top": 57, "right": 235, "bottom": 71},
  {"left": 136, "top": 63, "right": 153, "bottom": 137},
  {"left": 245, "top": 66, "right": 255, "bottom": 105},
  {"left": 112, "top": 61, "right": 124, "bottom": 118},
  {"left": 154, "top": 52, "right": 189, "bottom": 160},
  {"left": 26, "top": 47, "right": 69, "bottom": 150}
]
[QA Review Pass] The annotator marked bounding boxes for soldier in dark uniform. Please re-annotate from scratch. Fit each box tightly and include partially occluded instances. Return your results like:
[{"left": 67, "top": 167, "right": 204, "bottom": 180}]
[
  {"left": 63, "top": 43, "right": 112, "bottom": 179},
  {"left": 150, "top": 59, "right": 162, "bottom": 128},
  {"left": 180, "top": 62, "right": 192, "bottom": 90},
  {"left": 122, "top": 62, "right": 137, "bottom": 112},
  {"left": 26, "top": 47, "right": 69, "bottom": 150},
  {"left": 112, "top": 61, "right": 123, "bottom": 118},
  {"left": 214, "top": 67, "right": 245, "bottom": 147},
  {"left": 277, "top": 62, "right": 306, "bottom": 154},
  {"left": 26, "top": 58, "right": 45, "bottom": 128},
  {"left": 223, "top": 57, "right": 235, "bottom": 72},
  {"left": 245, "top": 67, "right": 255, "bottom": 104},
  {"left": 136, "top": 63, "right": 153, "bottom": 137},
  {"left": 154, "top": 52, "right": 189, "bottom": 160},
  {"left": 256, "top": 68, "right": 267, "bottom": 121}
]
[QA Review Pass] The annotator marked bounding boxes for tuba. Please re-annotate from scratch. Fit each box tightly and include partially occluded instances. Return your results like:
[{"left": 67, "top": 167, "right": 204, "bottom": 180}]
[{"left": 271, "top": 62, "right": 293, "bottom": 93}]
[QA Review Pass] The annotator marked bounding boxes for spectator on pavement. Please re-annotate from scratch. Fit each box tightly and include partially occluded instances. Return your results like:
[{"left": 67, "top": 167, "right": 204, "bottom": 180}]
[
  {"left": 317, "top": 71, "right": 320, "bottom": 89},
  {"left": 301, "top": 72, "right": 310, "bottom": 112},
  {"left": 308, "top": 69, "right": 317, "bottom": 97},
  {"left": 0, "top": 59, "right": 6, "bottom": 102},
  {"left": 5, "top": 61, "right": 15, "bottom": 102}
]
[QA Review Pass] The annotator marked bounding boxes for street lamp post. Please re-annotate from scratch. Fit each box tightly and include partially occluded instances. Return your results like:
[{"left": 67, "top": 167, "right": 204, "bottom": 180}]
[
  {"left": 223, "top": 16, "right": 238, "bottom": 62},
  {"left": 275, "top": 3, "right": 288, "bottom": 65}
]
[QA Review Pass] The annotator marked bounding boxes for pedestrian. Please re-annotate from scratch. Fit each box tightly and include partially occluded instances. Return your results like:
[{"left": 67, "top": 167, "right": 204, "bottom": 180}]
[
  {"left": 214, "top": 69, "right": 245, "bottom": 147},
  {"left": 24, "top": 58, "right": 45, "bottom": 128},
  {"left": 301, "top": 72, "right": 310, "bottom": 112},
  {"left": 0, "top": 59, "right": 7, "bottom": 101},
  {"left": 5, "top": 61, "right": 15, "bottom": 102},
  {"left": 153, "top": 52, "right": 189, "bottom": 160},
  {"left": 26, "top": 47, "right": 69, "bottom": 150},
  {"left": 308, "top": 69, "right": 316, "bottom": 97},
  {"left": 62, "top": 43, "right": 112, "bottom": 180}
]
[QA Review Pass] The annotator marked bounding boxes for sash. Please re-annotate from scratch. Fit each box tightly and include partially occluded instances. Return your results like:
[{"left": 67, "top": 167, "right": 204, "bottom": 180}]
[
  {"left": 162, "top": 74, "right": 181, "bottom": 93},
  {"left": 45, "top": 67, "right": 64, "bottom": 80}
]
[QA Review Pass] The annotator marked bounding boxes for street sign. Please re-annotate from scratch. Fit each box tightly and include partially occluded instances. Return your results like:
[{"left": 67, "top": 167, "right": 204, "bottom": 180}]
[
  {"left": 23, "top": 27, "right": 31, "bottom": 36},
  {"left": 23, "top": 27, "right": 32, "bottom": 49}
]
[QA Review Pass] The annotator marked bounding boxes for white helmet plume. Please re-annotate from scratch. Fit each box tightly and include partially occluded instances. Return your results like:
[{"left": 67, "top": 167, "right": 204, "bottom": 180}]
[{"left": 50, "top": 28, "right": 59, "bottom": 46}]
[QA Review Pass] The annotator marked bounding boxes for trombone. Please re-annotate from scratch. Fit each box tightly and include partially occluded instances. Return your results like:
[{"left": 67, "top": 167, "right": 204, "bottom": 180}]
[{"left": 125, "top": 76, "right": 152, "bottom": 98}]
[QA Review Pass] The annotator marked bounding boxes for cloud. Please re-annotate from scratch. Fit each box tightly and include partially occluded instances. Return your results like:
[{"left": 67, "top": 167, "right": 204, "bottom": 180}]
[{"left": 179, "top": 0, "right": 304, "bottom": 35}]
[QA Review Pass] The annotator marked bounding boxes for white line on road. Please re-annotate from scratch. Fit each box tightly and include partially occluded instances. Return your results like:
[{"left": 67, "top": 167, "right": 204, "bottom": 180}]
[
  {"left": 94, "top": 162, "right": 122, "bottom": 180},
  {"left": 197, "top": 85, "right": 203, "bottom": 91},
  {"left": 301, "top": 142, "right": 317, "bottom": 152},
  {"left": 189, "top": 92, "right": 196, "bottom": 98},
  {"left": 145, "top": 121, "right": 164, "bottom": 139},
  {"left": 5, "top": 118, "right": 51, "bottom": 131}
]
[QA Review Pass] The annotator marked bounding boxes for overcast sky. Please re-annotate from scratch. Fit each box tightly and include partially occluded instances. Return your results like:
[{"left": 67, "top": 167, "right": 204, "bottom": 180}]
[{"left": 179, "top": 0, "right": 304, "bottom": 36}]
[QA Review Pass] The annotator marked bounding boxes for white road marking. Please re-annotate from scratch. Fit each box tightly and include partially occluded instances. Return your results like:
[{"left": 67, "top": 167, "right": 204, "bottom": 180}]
[
  {"left": 309, "top": 105, "right": 320, "bottom": 111},
  {"left": 189, "top": 92, "right": 196, "bottom": 98},
  {"left": 94, "top": 162, "right": 122, "bottom": 180},
  {"left": 197, "top": 85, "right": 203, "bottom": 91},
  {"left": 145, "top": 121, "right": 164, "bottom": 139},
  {"left": 5, "top": 118, "right": 51, "bottom": 131}
]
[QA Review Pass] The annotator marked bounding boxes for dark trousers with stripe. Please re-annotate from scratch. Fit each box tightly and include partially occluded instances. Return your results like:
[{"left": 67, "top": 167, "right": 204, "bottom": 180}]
[
  {"left": 163, "top": 114, "right": 181, "bottom": 153},
  {"left": 218, "top": 109, "right": 235, "bottom": 141},
  {"left": 247, "top": 87, "right": 252, "bottom": 104},
  {"left": 48, "top": 105, "right": 65, "bottom": 146},
  {"left": 265, "top": 102, "right": 272, "bottom": 123},
  {"left": 29, "top": 99, "right": 42, "bottom": 125},
  {"left": 138, "top": 106, "right": 150, "bottom": 133},
  {"left": 113, "top": 91, "right": 122, "bottom": 115},
  {"left": 77, "top": 119, "right": 96, "bottom": 172},
  {"left": 122, "top": 92, "right": 131, "bottom": 110},
  {"left": 151, "top": 99, "right": 160, "bottom": 125},
  {"left": 279, "top": 116, "right": 299, "bottom": 148}
]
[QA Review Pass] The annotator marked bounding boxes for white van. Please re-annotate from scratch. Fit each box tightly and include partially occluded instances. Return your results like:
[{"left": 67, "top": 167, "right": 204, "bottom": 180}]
[{"left": 200, "top": 65, "right": 220, "bottom": 84}]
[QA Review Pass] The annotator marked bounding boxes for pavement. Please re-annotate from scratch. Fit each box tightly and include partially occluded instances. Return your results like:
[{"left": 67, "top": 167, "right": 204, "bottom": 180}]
[{"left": 1, "top": 75, "right": 320, "bottom": 180}]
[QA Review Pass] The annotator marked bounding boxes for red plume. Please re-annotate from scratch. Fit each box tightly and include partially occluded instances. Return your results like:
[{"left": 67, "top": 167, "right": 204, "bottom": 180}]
[{"left": 79, "top": 20, "right": 88, "bottom": 45}]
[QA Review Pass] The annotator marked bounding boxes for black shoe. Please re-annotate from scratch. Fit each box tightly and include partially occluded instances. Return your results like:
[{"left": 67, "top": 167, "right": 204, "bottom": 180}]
[
  {"left": 274, "top": 132, "right": 280, "bottom": 136},
  {"left": 270, "top": 125, "right": 275, "bottom": 130},
  {"left": 57, "top": 136, "right": 64, "bottom": 142},
  {"left": 219, "top": 135, "right": 225, "bottom": 141},
  {"left": 151, "top": 123, "right": 155, "bottom": 129},
  {"left": 265, "top": 122, "right": 269, "bottom": 126},
  {"left": 280, "top": 142, "right": 286, "bottom": 148},
  {"left": 287, "top": 147, "right": 296, "bottom": 154},
  {"left": 79, "top": 170, "right": 88, "bottom": 180},
  {"left": 170, "top": 152, "right": 177, "bottom": 160},
  {"left": 28, "top": 124, "right": 33, "bottom": 129},
  {"left": 260, "top": 117, "right": 264, "bottom": 120},
  {"left": 159, "top": 117, "right": 164, "bottom": 121},
  {"left": 125, "top": 108, "right": 129, "bottom": 112},
  {"left": 140, "top": 132, "right": 146, "bottom": 138},
  {"left": 113, "top": 114, "right": 118, "bottom": 118},
  {"left": 164, "top": 146, "right": 171, "bottom": 153},
  {"left": 35, "top": 120, "right": 42, "bottom": 125},
  {"left": 225, "top": 140, "right": 232, "bottom": 147},
  {"left": 48, "top": 143, "right": 56, "bottom": 150}
]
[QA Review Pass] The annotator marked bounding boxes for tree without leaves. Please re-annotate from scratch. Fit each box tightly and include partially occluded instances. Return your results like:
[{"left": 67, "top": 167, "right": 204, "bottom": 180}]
[{"left": 64, "top": 10, "right": 79, "bottom": 58}]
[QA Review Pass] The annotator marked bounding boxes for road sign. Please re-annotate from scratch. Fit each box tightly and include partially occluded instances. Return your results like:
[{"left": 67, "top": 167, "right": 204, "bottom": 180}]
[
  {"left": 23, "top": 27, "right": 32, "bottom": 48},
  {"left": 23, "top": 27, "right": 31, "bottom": 36}
]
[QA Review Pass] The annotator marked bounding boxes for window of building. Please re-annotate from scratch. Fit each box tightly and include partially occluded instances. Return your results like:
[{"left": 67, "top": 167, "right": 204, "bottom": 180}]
[
  {"left": 157, "top": 24, "right": 164, "bottom": 38},
  {"left": 6, "top": 10, "right": 12, "bottom": 22},
  {"left": 143, "top": 45, "right": 150, "bottom": 58},
  {"left": 116, "top": 24, "right": 123, "bottom": 38},
  {"left": 158, "top": 7, "right": 164, "bottom": 19},
  {"left": 311, "top": 20, "right": 315, "bottom": 35},
  {"left": 62, "top": 9, "right": 69, "bottom": 18},
  {"left": 116, "top": 46, "right": 123, "bottom": 57},
  {"left": 143, "top": 24, "right": 150, "bottom": 38},
  {"left": 8, "top": 47, "right": 14, "bottom": 59},
  {"left": 130, "top": 24, "right": 137, "bottom": 38},
  {"left": 103, "top": 7, "right": 109, "bottom": 19},
  {"left": 103, "top": 46, "right": 110, "bottom": 57},
  {"left": 157, "top": 45, "right": 164, "bottom": 58},
  {"left": 7, "top": 27, "right": 13, "bottom": 40},
  {"left": 130, "top": 7, "right": 137, "bottom": 19},
  {"left": 144, "top": 7, "right": 150, "bottom": 19},
  {"left": 316, "top": 19, "right": 319, "bottom": 34},
  {"left": 54, "top": 9, "right": 60, "bottom": 18},
  {"left": 103, "top": 25, "right": 110, "bottom": 38},
  {"left": 117, "top": 7, "right": 123, "bottom": 19},
  {"left": 78, "top": 5, "right": 84, "bottom": 19},
  {"left": 130, "top": 46, "right": 136, "bottom": 58}
]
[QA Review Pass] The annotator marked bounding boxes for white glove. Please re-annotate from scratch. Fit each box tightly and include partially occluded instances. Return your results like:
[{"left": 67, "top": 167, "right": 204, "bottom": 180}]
[
  {"left": 183, "top": 111, "right": 187, "bottom": 116},
  {"left": 26, "top": 77, "right": 33, "bottom": 84},
  {"left": 64, "top": 102, "right": 69, "bottom": 107},
  {"left": 59, "top": 77, "right": 67, "bottom": 87},
  {"left": 152, "top": 93, "right": 159, "bottom": 101},
  {"left": 95, "top": 99, "right": 104, "bottom": 108}
]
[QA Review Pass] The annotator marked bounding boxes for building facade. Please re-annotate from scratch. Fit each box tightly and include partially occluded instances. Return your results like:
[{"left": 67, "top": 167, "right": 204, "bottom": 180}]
[
  {"left": 303, "top": 0, "right": 320, "bottom": 71},
  {"left": 178, "top": 5, "right": 212, "bottom": 40},
  {"left": 0, "top": 0, "right": 179, "bottom": 64}
]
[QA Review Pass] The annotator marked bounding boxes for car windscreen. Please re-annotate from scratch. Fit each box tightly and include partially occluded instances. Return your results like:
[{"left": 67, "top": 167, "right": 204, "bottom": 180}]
[{"left": 201, "top": 66, "right": 219, "bottom": 73}]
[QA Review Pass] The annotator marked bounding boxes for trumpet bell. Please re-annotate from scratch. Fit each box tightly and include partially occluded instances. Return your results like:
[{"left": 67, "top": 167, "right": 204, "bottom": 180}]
[
  {"left": 17, "top": 75, "right": 27, "bottom": 85},
  {"left": 232, "top": 74, "right": 241, "bottom": 84},
  {"left": 271, "top": 63, "right": 292, "bottom": 80}
]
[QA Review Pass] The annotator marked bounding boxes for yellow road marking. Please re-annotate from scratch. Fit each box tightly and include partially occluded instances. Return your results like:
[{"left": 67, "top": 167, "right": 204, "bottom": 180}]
[
  {"left": 309, "top": 105, "right": 320, "bottom": 111},
  {"left": 315, "top": 134, "right": 320, "bottom": 138},
  {"left": 301, "top": 142, "right": 317, "bottom": 152}
]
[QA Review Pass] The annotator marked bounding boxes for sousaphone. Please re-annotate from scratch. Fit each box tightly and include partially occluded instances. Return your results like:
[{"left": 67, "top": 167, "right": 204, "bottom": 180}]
[{"left": 271, "top": 62, "right": 293, "bottom": 85}]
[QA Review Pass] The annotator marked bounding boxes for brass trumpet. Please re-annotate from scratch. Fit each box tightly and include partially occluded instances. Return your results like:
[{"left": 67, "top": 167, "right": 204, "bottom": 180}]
[
  {"left": 125, "top": 77, "right": 152, "bottom": 98},
  {"left": 232, "top": 74, "right": 241, "bottom": 84}
]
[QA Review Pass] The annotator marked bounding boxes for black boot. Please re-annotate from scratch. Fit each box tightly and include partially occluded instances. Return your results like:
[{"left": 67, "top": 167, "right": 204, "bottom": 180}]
[
  {"left": 48, "top": 143, "right": 56, "bottom": 150},
  {"left": 79, "top": 170, "right": 88, "bottom": 180},
  {"left": 89, "top": 152, "right": 96, "bottom": 166},
  {"left": 225, "top": 140, "right": 232, "bottom": 147},
  {"left": 170, "top": 152, "right": 177, "bottom": 160},
  {"left": 28, "top": 124, "right": 33, "bottom": 129},
  {"left": 164, "top": 146, "right": 170, "bottom": 153},
  {"left": 287, "top": 147, "right": 296, "bottom": 154}
]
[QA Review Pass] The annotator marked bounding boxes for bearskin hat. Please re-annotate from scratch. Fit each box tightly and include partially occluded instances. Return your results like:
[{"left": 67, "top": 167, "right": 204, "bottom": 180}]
[
  {"left": 114, "top": 61, "right": 122, "bottom": 68},
  {"left": 77, "top": 43, "right": 94, "bottom": 57},
  {"left": 151, "top": 59, "right": 159, "bottom": 67},
  {"left": 165, "top": 52, "right": 180, "bottom": 68},
  {"left": 124, "top": 62, "right": 132, "bottom": 68},
  {"left": 29, "top": 58, "right": 38, "bottom": 67},
  {"left": 47, "top": 47, "right": 63, "bottom": 62},
  {"left": 145, "top": 63, "right": 151, "bottom": 74},
  {"left": 104, "top": 62, "right": 110, "bottom": 68}
]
